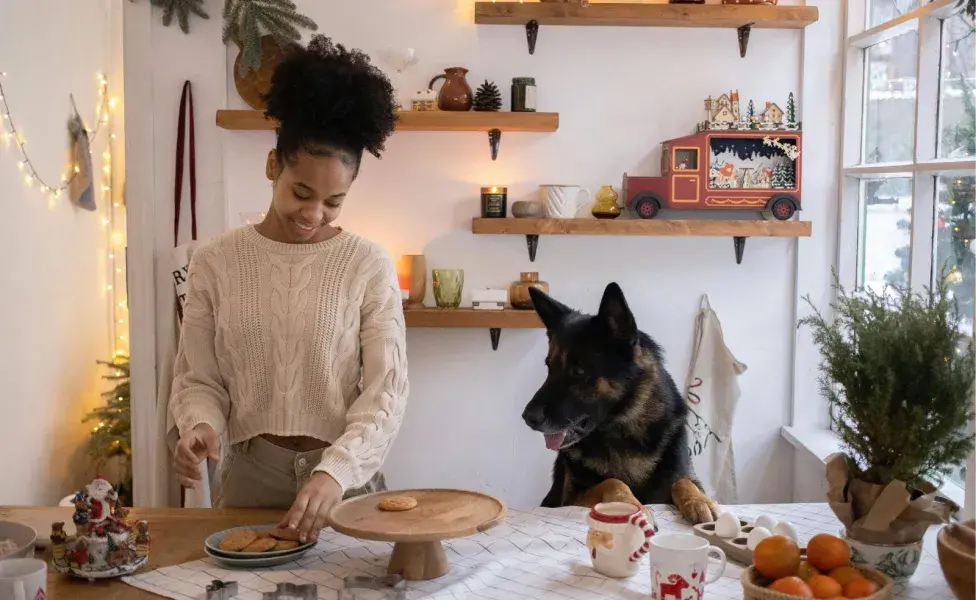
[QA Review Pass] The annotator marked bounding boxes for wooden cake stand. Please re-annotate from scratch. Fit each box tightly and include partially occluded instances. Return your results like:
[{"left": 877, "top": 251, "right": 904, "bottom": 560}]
[{"left": 328, "top": 488, "right": 506, "bottom": 581}]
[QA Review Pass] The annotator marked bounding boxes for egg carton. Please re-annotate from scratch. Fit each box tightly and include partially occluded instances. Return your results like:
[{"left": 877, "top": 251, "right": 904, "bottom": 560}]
[{"left": 691, "top": 519, "right": 808, "bottom": 566}]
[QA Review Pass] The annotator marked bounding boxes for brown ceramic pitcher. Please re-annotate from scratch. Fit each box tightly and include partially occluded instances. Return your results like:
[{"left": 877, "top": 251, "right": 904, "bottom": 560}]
[{"left": 428, "top": 67, "right": 473, "bottom": 111}]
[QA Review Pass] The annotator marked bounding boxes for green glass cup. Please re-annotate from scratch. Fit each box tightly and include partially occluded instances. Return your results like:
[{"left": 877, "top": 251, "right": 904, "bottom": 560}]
[{"left": 432, "top": 269, "right": 464, "bottom": 308}]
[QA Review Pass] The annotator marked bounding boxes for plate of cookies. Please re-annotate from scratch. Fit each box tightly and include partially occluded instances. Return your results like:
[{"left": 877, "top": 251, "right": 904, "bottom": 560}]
[{"left": 205, "top": 525, "right": 315, "bottom": 565}]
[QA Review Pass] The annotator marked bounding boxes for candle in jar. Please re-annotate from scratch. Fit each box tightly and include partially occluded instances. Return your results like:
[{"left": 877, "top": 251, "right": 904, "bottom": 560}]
[{"left": 480, "top": 186, "right": 508, "bottom": 218}]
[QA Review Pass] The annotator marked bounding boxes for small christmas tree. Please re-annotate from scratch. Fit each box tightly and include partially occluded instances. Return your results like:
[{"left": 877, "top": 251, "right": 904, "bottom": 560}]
[
  {"left": 786, "top": 92, "right": 796, "bottom": 126},
  {"left": 83, "top": 355, "right": 132, "bottom": 505},
  {"left": 473, "top": 80, "right": 502, "bottom": 112},
  {"left": 747, "top": 100, "right": 755, "bottom": 121},
  {"left": 771, "top": 164, "right": 786, "bottom": 188}
]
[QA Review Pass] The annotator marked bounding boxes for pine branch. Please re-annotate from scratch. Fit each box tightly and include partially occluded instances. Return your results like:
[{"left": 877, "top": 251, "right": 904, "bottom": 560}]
[
  {"left": 150, "top": 0, "right": 210, "bottom": 34},
  {"left": 223, "top": 0, "right": 318, "bottom": 77}
]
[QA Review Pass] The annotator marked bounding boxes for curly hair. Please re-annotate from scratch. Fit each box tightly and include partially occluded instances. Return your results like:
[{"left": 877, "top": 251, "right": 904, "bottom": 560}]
[{"left": 263, "top": 35, "right": 397, "bottom": 174}]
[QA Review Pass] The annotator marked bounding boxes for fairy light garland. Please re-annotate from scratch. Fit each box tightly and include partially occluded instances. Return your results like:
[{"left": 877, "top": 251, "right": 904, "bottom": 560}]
[{"left": 0, "top": 71, "right": 128, "bottom": 359}]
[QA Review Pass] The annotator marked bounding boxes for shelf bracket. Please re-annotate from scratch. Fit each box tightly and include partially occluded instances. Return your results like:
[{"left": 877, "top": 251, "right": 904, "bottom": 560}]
[
  {"left": 488, "top": 128, "right": 502, "bottom": 161},
  {"left": 737, "top": 23, "right": 753, "bottom": 58},
  {"left": 733, "top": 236, "right": 747, "bottom": 264},
  {"left": 526, "top": 234, "right": 539, "bottom": 262},
  {"left": 490, "top": 328, "right": 502, "bottom": 351},
  {"left": 526, "top": 20, "right": 539, "bottom": 55}
]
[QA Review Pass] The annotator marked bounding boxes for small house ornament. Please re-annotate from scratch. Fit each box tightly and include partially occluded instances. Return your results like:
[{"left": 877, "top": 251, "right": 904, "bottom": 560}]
[
  {"left": 698, "top": 90, "right": 800, "bottom": 132},
  {"left": 51, "top": 476, "right": 150, "bottom": 580},
  {"left": 410, "top": 89, "right": 438, "bottom": 112}
]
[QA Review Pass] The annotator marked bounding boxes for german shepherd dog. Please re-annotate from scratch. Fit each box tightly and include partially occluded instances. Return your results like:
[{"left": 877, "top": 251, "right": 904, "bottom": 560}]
[{"left": 522, "top": 283, "right": 719, "bottom": 524}]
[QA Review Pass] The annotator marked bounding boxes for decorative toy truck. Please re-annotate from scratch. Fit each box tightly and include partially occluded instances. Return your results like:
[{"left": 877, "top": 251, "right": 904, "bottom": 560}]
[{"left": 622, "top": 129, "right": 802, "bottom": 220}]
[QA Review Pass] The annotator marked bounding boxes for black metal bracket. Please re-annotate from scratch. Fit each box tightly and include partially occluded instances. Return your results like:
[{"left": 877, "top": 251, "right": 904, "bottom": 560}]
[
  {"left": 490, "top": 328, "right": 502, "bottom": 351},
  {"left": 737, "top": 23, "right": 753, "bottom": 58},
  {"left": 488, "top": 128, "right": 502, "bottom": 161},
  {"left": 733, "top": 236, "right": 747, "bottom": 264},
  {"left": 526, "top": 234, "right": 539, "bottom": 261},
  {"left": 526, "top": 20, "right": 539, "bottom": 54}
]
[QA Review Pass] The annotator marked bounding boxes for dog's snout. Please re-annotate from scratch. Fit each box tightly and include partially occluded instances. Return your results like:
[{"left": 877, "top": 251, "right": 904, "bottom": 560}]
[{"left": 522, "top": 406, "right": 545, "bottom": 430}]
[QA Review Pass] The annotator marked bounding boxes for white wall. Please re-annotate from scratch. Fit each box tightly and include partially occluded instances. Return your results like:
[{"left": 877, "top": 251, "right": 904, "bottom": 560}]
[
  {"left": 130, "top": 0, "right": 842, "bottom": 508},
  {"left": 0, "top": 0, "right": 120, "bottom": 504}
]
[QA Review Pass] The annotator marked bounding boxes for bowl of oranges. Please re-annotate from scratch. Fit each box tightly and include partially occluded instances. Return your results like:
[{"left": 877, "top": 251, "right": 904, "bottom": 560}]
[{"left": 741, "top": 532, "right": 894, "bottom": 599}]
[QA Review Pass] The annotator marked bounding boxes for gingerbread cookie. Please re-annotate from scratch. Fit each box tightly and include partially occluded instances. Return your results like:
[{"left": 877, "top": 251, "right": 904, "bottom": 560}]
[
  {"left": 218, "top": 529, "right": 258, "bottom": 552},
  {"left": 269, "top": 527, "right": 301, "bottom": 542},
  {"left": 241, "top": 537, "right": 278, "bottom": 553},
  {"left": 274, "top": 540, "right": 300, "bottom": 551},
  {"left": 377, "top": 496, "right": 418, "bottom": 512}
]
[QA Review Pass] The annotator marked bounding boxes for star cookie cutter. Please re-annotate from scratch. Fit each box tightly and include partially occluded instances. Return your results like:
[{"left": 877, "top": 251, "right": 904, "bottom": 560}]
[
  {"left": 341, "top": 574, "right": 406, "bottom": 599},
  {"left": 205, "top": 580, "right": 239, "bottom": 600},
  {"left": 262, "top": 582, "right": 318, "bottom": 599}
]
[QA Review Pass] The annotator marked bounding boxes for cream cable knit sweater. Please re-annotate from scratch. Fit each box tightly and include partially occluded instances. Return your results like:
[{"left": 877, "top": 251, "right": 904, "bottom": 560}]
[{"left": 169, "top": 225, "right": 409, "bottom": 491}]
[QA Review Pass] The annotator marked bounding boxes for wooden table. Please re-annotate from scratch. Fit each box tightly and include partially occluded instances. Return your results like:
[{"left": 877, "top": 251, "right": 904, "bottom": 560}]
[{"left": 0, "top": 506, "right": 283, "bottom": 599}]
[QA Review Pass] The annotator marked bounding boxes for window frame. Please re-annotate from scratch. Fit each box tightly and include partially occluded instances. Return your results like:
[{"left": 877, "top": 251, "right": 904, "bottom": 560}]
[{"left": 833, "top": 0, "right": 974, "bottom": 513}]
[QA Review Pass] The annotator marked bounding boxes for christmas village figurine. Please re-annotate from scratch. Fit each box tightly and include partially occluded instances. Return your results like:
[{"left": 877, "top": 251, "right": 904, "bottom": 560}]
[
  {"left": 51, "top": 475, "right": 149, "bottom": 580},
  {"left": 697, "top": 90, "right": 800, "bottom": 132},
  {"left": 410, "top": 89, "right": 438, "bottom": 112}
]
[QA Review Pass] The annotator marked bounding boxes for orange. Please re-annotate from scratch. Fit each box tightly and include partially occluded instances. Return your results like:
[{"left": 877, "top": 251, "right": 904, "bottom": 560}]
[
  {"left": 769, "top": 576, "right": 814, "bottom": 597},
  {"left": 843, "top": 577, "right": 879, "bottom": 598},
  {"left": 806, "top": 533, "right": 851, "bottom": 572},
  {"left": 797, "top": 561, "right": 821, "bottom": 581},
  {"left": 807, "top": 574, "right": 843, "bottom": 599},
  {"left": 828, "top": 566, "right": 864, "bottom": 587},
  {"left": 754, "top": 535, "right": 802, "bottom": 579}
]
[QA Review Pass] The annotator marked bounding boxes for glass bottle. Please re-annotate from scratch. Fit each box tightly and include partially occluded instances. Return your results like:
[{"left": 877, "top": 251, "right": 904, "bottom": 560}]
[{"left": 591, "top": 185, "right": 621, "bottom": 219}]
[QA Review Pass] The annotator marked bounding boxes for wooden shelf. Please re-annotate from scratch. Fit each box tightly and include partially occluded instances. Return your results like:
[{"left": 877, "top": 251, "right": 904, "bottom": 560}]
[
  {"left": 215, "top": 110, "right": 558, "bottom": 160},
  {"left": 474, "top": 2, "right": 818, "bottom": 57},
  {"left": 471, "top": 218, "right": 812, "bottom": 264},
  {"left": 404, "top": 307, "right": 543, "bottom": 350}
]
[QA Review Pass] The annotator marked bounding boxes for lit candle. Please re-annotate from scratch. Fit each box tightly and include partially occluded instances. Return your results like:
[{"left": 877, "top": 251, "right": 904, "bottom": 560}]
[{"left": 480, "top": 186, "right": 508, "bottom": 218}]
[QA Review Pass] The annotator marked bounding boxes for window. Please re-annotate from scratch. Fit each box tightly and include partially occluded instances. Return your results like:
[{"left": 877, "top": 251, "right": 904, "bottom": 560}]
[{"left": 840, "top": 0, "right": 975, "bottom": 493}]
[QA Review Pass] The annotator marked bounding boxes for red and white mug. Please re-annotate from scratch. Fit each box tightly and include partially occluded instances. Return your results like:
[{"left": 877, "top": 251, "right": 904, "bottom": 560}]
[
  {"left": 0, "top": 558, "right": 47, "bottom": 600},
  {"left": 584, "top": 501, "right": 657, "bottom": 578},
  {"left": 649, "top": 533, "right": 727, "bottom": 600}
]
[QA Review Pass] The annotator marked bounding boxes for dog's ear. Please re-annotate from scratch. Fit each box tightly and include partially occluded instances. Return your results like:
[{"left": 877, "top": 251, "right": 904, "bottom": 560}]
[
  {"left": 598, "top": 282, "right": 637, "bottom": 343},
  {"left": 529, "top": 287, "right": 573, "bottom": 330}
]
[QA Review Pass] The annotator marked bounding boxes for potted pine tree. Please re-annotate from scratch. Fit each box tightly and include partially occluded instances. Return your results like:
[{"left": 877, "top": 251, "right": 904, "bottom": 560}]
[{"left": 799, "top": 273, "right": 975, "bottom": 580}]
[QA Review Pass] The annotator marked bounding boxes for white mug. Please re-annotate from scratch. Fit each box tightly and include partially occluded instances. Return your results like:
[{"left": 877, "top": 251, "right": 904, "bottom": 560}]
[
  {"left": 540, "top": 184, "right": 590, "bottom": 218},
  {"left": 584, "top": 502, "right": 657, "bottom": 578},
  {"left": 648, "top": 533, "right": 726, "bottom": 600},
  {"left": 0, "top": 558, "right": 46, "bottom": 600}
]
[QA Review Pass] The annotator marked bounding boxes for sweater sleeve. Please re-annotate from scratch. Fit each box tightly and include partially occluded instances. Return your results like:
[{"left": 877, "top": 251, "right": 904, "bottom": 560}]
[
  {"left": 169, "top": 251, "right": 231, "bottom": 437},
  {"left": 313, "top": 250, "right": 409, "bottom": 491}
]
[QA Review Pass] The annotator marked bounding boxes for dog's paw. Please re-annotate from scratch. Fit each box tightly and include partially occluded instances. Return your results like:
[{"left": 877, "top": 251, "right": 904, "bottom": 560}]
[{"left": 679, "top": 497, "right": 719, "bottom": 525}]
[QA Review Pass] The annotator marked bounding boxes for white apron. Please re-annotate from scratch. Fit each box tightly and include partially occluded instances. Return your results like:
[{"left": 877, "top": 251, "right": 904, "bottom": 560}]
[{"left": 683, "top": 295, "right": 746, "bottom": 504}]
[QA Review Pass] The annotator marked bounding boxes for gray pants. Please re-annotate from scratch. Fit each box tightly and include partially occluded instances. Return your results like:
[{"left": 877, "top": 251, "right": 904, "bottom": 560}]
[{"left": 212, "top": 435, "right": 386, "bottom": 509}]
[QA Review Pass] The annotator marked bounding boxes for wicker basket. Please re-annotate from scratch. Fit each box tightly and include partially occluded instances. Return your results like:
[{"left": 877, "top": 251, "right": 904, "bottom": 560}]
[{"left": 740, "top": 565, "right": 894, "bottom": 600}]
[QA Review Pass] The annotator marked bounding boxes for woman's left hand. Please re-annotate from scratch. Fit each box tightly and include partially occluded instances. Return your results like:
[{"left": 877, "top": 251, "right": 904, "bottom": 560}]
[{"left": 279, "top": 471, "right": 343, "bottom": 542}]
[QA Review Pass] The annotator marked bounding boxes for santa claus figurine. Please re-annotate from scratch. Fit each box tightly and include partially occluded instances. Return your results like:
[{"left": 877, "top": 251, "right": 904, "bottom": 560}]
[{"left": 85, "top": 476, "right": 118, "bottom": 523}]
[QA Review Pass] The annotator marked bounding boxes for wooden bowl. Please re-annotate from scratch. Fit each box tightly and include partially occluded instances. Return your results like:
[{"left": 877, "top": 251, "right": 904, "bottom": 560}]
[
  {"left": 937, "top": 519, "right": 976, "bottom": 600},
  {"left": 741, "top": 565, "right": 893, "bottom": 600}
]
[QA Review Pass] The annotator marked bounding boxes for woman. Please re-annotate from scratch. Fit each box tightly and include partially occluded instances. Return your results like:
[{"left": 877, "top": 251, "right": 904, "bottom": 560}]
[{"left": 170, "top": 35, "right": 408, "bottom": 543}]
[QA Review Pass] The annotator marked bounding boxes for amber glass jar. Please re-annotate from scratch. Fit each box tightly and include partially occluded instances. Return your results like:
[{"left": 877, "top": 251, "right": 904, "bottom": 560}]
[{"left": 510, "top": 272, "right": 549, "bottom": 309}]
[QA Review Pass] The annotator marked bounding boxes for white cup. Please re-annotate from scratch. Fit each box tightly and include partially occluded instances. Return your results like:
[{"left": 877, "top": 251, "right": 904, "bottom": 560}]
[
  {"left": 648, "top": 533, "right": 726, "bottom": 600},
  {"left": 0, "top": 558, "right": 46, "bottom": 600},
  {"left": 540, "top": 184, "right": 590, "bottom": 218}
]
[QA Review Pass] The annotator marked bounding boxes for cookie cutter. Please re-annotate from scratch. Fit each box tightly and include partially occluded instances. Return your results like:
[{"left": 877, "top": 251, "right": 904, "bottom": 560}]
[
  {"left": 205, "top": 580, "right": 239, "bottom": 600},
  {"left": 262, "top": 582, "right": 318, "bottom": 599},
  {"left": 340, "top": 574, "right": 406, "bottom": 600}
]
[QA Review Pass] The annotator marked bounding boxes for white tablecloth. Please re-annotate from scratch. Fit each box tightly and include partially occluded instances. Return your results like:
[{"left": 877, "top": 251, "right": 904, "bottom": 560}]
[{"left": 122, "top": 503, "right": 955, "bottom": 600}]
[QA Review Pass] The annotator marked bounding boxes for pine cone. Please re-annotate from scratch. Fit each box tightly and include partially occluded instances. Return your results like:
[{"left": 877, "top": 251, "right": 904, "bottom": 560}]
[{"left": 473, "top": 80, "right": 502, "bottom": 112}]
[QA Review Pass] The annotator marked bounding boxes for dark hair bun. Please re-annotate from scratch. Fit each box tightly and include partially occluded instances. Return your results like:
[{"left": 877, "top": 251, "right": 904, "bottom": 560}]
[{"left": 264, "top": 35, "right": 397, "bottom": 160}]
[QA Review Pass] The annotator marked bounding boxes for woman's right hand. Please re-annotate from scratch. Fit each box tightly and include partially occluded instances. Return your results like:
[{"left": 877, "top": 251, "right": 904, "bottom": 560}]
[{"left": 174, "top": 423, "right": 221, "bottom": 489}]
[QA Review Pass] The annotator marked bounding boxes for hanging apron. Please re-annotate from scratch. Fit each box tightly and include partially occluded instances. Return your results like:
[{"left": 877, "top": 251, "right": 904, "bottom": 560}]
[{"left": 683, "top": 295, "right": 747, "bottom": 504}]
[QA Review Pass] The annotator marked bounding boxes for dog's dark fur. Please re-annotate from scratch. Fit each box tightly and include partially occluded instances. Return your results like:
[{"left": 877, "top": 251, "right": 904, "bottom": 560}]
[{"left": 522, "top": 283, "right": 717, "bottom": 523}]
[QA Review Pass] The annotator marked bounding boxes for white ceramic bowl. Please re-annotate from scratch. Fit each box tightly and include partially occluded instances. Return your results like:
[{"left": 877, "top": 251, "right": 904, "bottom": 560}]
[
  {"left": 0, "top": 521, "right": 37, "bottom": 560},
  {"left": 841, "top": 528, "right": 923, "bottom": 580}
]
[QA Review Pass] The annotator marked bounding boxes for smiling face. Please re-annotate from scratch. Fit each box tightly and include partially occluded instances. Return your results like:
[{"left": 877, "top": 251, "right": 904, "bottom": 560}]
[
  {"left": 260, "top": 148, "right": 357, "bottom": 243},
  {"left": 522, "top": 283, "right": 643, "bottom": 451}
]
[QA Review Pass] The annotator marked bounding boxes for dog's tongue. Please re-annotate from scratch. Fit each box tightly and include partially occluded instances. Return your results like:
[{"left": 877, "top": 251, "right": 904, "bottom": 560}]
[{"left": 544, "top": 431, "right": 566, "bottom": 451}]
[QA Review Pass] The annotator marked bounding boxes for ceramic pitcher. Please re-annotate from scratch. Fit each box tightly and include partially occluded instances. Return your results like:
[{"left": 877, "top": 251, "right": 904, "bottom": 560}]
[
  {"left": 585, "top": 502, "right": 657, "bottom": 578},
  {"left": 428, "top": 67, "right": 472, "bottom": 111},
  {"left": 540, "top": 184, "right": 590, "bottom": 218}
]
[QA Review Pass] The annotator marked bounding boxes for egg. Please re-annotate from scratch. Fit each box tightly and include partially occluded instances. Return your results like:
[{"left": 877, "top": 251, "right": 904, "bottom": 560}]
[
  {"left": 714, "top": 511, "right": 741, "bottom": 539},
  {"left": 746, "top": 526, "right": 772, "bottom": 550},
  {"left": 773, "top": 521, "right": 798, "bottom": 543},
  {"left": 754, "top": 514, "right": 777, "bottom": 532}
]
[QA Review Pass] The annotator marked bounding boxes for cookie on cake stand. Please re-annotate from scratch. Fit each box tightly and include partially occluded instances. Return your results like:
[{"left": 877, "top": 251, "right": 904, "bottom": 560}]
[{"left": 50, "top": 476, "right": 149, "bottom": 581}]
